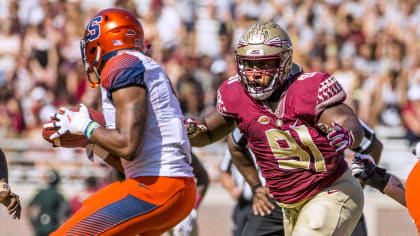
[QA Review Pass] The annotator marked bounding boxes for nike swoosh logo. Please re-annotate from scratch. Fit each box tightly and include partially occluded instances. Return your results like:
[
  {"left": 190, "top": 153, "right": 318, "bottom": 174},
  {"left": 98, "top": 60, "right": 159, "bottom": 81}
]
[
  {"left": 138, "top": 182, "right": 151, "bottom": 190},
  {"left": 327, "top": 190, "right": 340, "bottom": 194}
]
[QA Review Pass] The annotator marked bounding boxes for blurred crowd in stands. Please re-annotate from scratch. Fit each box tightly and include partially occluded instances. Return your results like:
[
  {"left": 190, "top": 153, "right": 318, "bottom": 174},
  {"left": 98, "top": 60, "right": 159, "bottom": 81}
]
[{"left": 1, "top": 0, "right": 420, "bottom": 145}]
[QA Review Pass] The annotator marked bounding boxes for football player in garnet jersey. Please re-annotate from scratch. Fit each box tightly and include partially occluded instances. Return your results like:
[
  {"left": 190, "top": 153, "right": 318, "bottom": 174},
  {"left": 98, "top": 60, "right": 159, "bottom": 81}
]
[
  {"left": 186, "top": 22, "right": 368, "bottom": 235},
  {"left": 44, "top": 8, "right": 195, "bottom": 235},
  {"left": 228, "top": 123, "right": 384, "bottom": 236}
]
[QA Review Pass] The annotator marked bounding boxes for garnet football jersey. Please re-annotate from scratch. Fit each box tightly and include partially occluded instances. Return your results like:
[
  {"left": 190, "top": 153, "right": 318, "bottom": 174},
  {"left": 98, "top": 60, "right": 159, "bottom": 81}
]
[{"left": 217, "top": 72, "right": 347, "bottom": 204}]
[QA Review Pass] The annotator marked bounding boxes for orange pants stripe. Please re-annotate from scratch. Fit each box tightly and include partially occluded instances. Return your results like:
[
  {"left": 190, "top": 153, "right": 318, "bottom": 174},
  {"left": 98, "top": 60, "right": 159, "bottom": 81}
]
[{"left": 51, "top": 176, "right": 196, "bottom": 236}]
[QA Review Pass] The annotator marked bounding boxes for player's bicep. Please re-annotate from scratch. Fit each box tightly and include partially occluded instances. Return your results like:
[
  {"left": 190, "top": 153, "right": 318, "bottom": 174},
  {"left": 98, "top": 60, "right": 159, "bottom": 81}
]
[
  {"left": 205, "top": 109, "right": 236, "bottom": 143},
  {"left": 317, "top": 103, "right": 356, "bottom": 124},
  {"left": 112, "top": 86, "right": 148, "bottom": 158}
]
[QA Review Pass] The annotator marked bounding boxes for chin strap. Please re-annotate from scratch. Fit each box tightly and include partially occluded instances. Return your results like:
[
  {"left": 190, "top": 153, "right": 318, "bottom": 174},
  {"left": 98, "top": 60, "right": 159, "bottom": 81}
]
[{"left": 91, "top": 44, "right": 102, "bottom": 88}]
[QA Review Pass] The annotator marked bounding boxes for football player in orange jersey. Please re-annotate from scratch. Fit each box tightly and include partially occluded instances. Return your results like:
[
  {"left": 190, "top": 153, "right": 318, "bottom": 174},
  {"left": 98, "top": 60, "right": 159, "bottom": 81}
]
[
  {"left": 45, "top": 9, "right": 195, "bottom": 235},
  {"left": 186, "top": 22, "right": 369, "bottom": 236}
]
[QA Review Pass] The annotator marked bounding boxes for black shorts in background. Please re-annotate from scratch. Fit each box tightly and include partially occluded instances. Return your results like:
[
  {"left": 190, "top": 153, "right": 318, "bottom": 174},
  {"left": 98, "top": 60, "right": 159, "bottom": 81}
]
[{"left": 241, "top": 198, "right": 284, "bottom": 236}]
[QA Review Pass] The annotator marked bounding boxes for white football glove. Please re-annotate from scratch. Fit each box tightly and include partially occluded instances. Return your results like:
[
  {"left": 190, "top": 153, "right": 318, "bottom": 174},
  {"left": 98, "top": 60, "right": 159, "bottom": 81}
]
[
  {"left": 184, "top": 118, "right": 207, "bottom": 138},
  {"left": 44, "top": 104, "right": 98, "bottom": 140},
  {"left": 173, "top": 209, "right": 197, "bottom": 236}
]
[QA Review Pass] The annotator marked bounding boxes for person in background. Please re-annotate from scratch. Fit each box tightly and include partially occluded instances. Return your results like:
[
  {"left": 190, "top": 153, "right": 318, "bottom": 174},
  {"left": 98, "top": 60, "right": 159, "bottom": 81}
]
[
  {"left": 26, "top": 169, "right": 69, "bottom": 236},
  {"left": 220, "top": 146, "right": 254, "bottom": 236},
  {"left": 171, "top": 153, "right": 210, "bottom": 236},
  {"left": 402, "top": 85, "right": 420, "bottom": 146},
  {"left": 226, "top": 128, "right": 285, "bottom": 236},
  {"left": 68, "top": 175, "right": 100, "bottom": 216},
  {"left": 0, "top": 147, "right": 21, "bottom": 219}
]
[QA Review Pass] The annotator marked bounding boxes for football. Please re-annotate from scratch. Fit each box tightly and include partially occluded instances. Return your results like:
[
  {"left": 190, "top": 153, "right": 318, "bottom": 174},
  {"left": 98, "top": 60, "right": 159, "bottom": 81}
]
[{"left": 42, "top": 107, "right": 106, "bottom": 148}]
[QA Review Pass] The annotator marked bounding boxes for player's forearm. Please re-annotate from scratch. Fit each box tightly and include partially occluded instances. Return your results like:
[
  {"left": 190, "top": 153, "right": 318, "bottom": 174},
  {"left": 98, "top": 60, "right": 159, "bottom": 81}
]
[
  {"left": 236, "top": 164, "right": 261, "bottom": 189},
  {"left": 91, "top": 127, "right": 142, "bottom": 161},
  {"left": 95, "top": 86, "right": 147, "bottom": 161},
  {"left": 341, "top": 116, "right": 365, "bottom": 149},
  {"left": 383, "top": 175, "right": 406, "bottom": 206},
  {"left": 189, "top": 131, "right": 212, "bottom": 147},
  {"left": 191, "top": 153, "right": 209, "bottom": 196},
  {"left": 189, "top": 112, "right": 235, "bottom": 147},
  {"left": 366, "top": 137, "right": 383, "bottom": 164},
  {"left": 103, "top": 154, "right": 124, "bottom": 173},
  {"left": 0, "top": 148, "right": 8, "bottom": 182},
  {"left": 228, "top": 137, "right": 261, "bottom": 189}
]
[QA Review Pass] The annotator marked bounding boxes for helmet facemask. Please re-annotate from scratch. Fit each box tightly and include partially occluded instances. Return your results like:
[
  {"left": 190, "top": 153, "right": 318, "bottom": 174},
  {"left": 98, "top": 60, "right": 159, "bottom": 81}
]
[
  {"left": 80, "top": 37, "right": 102, "bottom": 87},
  {"left": 235, "top": 23, "right": 293, "bottom": 100},
  {"left": 236, "top": 52, "right": 292, "bottom": 100}
]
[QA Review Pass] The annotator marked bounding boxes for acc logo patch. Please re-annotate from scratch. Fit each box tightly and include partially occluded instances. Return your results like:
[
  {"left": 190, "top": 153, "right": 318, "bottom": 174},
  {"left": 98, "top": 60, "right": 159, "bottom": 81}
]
[{"left": 258, "top": 116, "right": 270, "bottom": 125}]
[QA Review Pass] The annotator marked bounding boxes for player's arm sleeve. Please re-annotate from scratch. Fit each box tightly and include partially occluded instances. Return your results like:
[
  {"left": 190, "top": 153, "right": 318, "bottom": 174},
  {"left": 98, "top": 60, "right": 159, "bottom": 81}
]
[
  {"left": 315, "top": 74, "right": 347, "bottom": 116},
  {"left": 230, "top": 127, "right": 248, "bottom": 151},
  {"left": 191, "top": 153, "right": 209, "bottom": 194}
]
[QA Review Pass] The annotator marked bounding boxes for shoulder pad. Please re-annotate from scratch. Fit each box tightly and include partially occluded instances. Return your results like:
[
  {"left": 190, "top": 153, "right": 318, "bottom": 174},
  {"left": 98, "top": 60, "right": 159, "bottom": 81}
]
[
  {"left": 315, "top": 74, "right": 346, "bottom": 116},
  {"left": 217, "top": 75, "right": 244, "bottom": 118},
  {"left": 101, "top": 53, "right": 146, "bottom": 89}
]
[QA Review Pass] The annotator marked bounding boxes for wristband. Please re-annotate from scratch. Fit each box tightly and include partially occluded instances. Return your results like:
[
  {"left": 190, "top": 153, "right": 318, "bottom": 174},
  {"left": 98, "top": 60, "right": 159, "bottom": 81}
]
[
  {"left": 0, "top": 182, "right": 9, "bottom": 192},
  {"left": 85, "top": 121, "right": 100, "bottom": 140},
  {"left": 0, "top": 182, "right": 11, "bottom": 206},
  {"left": 367, "top": 167, "right": 390, "bottom": 193},
  {"left": 252, "top": 184, "right": 262, "bottom": 194}
]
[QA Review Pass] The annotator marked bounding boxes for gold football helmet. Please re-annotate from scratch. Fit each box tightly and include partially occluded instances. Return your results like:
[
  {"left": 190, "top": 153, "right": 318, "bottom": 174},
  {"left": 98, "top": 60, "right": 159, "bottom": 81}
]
[{"left": 235, "top": 22, "right": 293, "bottom": 100}]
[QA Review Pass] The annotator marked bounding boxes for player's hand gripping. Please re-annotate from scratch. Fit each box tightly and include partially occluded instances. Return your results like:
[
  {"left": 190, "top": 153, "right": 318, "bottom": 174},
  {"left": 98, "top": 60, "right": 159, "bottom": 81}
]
[
  {"left": 0, "top": 180, "right": 21, "bottom": 219},
  {"left": 252, "top": 186, "right": 275, "bottom": 216},
  {"left": 318, "top": 122, "right": 353, "bottom": 152},
  {"left": 351, "top": 153, "right": 376, "bottom": 180},
  {"left": 352, "top": 153, "right": 391, "bottom": 193},
  {"left": 184, "top": 118, "right": 207, "bottom": 138},
  {"left": 44, "top": 104, "right": 99, "bottom": 140}
]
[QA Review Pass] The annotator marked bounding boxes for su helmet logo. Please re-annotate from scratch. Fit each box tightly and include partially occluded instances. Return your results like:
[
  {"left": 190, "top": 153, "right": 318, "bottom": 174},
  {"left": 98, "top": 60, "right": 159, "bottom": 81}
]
[{"left": 86, "top": 16, "right": 103, "bottom": 41}]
